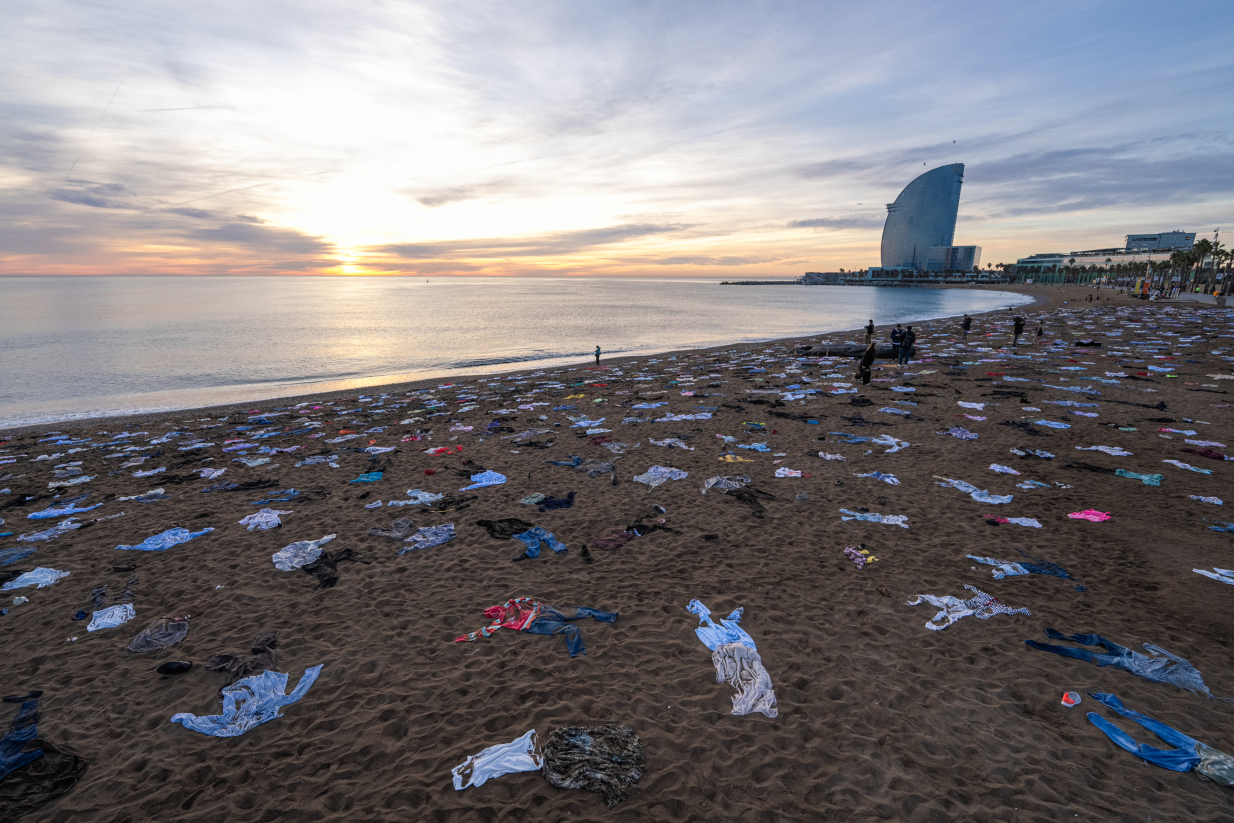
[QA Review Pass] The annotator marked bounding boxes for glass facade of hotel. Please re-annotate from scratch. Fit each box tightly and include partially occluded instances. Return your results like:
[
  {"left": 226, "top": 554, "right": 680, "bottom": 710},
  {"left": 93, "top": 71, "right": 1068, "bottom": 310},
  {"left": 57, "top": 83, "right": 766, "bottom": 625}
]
[{"left": 880, "top": 163, "right": 964, "bottom": 270}]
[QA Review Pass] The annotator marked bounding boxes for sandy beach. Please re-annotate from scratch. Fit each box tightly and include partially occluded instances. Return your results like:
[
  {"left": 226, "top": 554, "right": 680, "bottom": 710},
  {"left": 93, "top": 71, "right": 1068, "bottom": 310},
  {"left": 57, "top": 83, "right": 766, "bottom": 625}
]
[{"left": 3, "top": 284, "right": 1233, "bottom": 822}]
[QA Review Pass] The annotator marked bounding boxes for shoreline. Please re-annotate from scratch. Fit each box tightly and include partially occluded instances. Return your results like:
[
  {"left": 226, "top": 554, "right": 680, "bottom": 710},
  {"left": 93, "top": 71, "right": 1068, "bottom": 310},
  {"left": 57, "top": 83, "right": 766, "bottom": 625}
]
[{"left": 1, "top": 285, "right": 1048, "bottom": 436}]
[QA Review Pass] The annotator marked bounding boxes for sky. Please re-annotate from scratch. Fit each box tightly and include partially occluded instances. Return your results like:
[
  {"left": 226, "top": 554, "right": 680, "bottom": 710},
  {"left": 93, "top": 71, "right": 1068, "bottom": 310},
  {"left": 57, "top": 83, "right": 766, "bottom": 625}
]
[{"left": 1, "top": 0, "right": 1232, "bottom": 277}]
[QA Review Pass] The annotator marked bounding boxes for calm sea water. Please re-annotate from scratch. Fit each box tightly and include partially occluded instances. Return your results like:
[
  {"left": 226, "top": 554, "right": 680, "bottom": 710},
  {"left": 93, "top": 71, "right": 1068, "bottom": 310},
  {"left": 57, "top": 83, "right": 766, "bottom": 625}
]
[{"left": 0, "top": 276, "right": 1032, "bottom": 427}]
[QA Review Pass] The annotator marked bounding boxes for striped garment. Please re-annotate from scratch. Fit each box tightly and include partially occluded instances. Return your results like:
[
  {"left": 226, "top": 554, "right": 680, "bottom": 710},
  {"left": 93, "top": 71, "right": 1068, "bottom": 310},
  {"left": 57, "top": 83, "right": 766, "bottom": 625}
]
[{"left": 454, "top": 597, "right": 544, "bottom": 643}]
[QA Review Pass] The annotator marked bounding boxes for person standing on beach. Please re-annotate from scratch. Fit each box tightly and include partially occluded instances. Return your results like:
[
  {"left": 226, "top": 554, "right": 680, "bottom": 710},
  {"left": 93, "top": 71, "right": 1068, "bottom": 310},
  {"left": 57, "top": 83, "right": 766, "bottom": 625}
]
[
  {"left": 594, "top": 345, "right": 601, "bottom": 366},
  {"left": 961, "top": 314, "right": 972, "bottom": 341},
  {"left": 889, "top": 324, "right": 904, "bottom": 364},
  {"left": 1034, "top": 320, "right": 1044, "bottom": 346},
  {"left": 856, "top": 341, "right": 877, "bottom": 385},
  {"left": 900, "top": 325, "right": 916, "bottom": 365},
  {"left": 865, "top": 319, "right": 874, "bottom": 344},
  {"left": 1012, "top": 315, "right": 1025, "bottom": 347}
]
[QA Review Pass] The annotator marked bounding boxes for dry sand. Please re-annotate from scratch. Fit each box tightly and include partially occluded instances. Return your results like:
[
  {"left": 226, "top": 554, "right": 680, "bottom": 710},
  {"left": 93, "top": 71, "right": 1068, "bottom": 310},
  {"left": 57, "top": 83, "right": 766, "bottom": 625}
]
[{"left": 2, "top": 286, "right": 1233, "bottom": 822}]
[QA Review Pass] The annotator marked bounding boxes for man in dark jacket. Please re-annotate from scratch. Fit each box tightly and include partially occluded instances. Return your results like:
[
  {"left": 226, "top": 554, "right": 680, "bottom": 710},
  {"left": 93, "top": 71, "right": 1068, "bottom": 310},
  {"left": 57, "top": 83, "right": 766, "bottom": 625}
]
[
  {"left": 865, "top": 319, "right": 875, "bottom": 344},
  {"left": 961, "top": 314, "right": 972, "bottom": 341},
  {"left": 856, "top": 342, "right": 877, "bottom": 385},
  {"left": 889, "top": 324, "right": 904, "bottom": 363},
  {"left": 900, "top": 326, "right": 916, "bottom": 365},
  {"left": 1012, "top": 316, "right": 1025, "bottom": 347}
]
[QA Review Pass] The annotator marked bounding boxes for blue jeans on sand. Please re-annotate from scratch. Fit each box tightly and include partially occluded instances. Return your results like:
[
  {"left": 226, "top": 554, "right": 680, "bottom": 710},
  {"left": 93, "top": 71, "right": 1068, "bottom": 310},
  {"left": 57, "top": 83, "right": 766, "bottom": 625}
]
[
  {"left": 1086, "top": 693, "right": 1200, "bottom": 773},
  {"left": 1025, "top": 629, "right": 1210, "bottom": 696},
  {"left": 524, "top": 607, "right": 617, "bottom": 657}
]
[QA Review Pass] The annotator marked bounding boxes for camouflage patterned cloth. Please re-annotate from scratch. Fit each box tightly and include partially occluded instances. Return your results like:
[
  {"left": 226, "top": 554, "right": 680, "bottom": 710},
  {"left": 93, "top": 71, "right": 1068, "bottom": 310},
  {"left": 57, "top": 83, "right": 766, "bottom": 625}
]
[{"left": 541, "top": 724, "right": 645, "bottom": 807}]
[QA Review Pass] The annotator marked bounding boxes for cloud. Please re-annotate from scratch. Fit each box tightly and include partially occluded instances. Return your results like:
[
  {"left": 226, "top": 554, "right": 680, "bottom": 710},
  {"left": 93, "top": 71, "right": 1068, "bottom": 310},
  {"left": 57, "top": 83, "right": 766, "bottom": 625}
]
[
  {"left": 378, "top": 222, "right": 691, "bottom": 259},
  {"left": 645, "top": 256, "right": 757, "bottom": 266},
  {"left": 167, "top": 207, "right": 214, "bottom": 218},
  {"left": 414, "top": 186, "right": 483, "bottom": 208},
  {"left": 49, "top": 182, "right": 133, "bottom": 210},
  {"left": 788, "top": 215, "right": 883, "bottom": 230},
  {"left": 188, "top": 222, "right": 333, "bottom": 254}
]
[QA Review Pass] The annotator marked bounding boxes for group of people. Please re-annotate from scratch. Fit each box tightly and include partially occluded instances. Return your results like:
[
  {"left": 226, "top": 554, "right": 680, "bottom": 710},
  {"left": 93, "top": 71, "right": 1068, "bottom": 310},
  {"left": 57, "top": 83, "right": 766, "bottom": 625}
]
[{"left": 855, "top": 310, "right": 1042, "bottom": 385}]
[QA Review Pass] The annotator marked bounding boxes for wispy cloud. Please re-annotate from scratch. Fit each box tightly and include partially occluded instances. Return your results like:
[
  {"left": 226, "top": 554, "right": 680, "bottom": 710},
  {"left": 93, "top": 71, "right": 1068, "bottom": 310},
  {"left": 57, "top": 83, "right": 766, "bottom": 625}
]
[
  {"left": 378, "top": 223, "right": 691, "bottom": 260},
  {"left": 788, "top": 215, "right": 884, "bottom": 230}
]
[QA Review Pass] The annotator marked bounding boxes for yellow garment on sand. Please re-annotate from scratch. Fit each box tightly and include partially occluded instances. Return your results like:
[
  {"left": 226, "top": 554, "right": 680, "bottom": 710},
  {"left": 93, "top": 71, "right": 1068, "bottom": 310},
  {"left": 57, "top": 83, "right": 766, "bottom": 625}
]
[{"left": 719, "top": 455, "right": 753, "bottom": 463}]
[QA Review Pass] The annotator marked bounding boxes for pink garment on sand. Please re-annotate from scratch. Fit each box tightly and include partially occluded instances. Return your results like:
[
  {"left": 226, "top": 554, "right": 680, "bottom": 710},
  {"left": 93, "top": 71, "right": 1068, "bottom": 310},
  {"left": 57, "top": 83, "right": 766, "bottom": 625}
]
[{"left": 1068, "top": 509, "right": 1111, "bottom": 522}]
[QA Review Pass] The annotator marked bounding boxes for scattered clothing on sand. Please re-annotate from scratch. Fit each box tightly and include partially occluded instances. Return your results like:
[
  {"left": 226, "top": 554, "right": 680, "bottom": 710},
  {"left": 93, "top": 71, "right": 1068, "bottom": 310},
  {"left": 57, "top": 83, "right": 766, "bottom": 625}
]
[
  {"left": 394, "top": 490, "right": 443, "bottom": 506},
  {"left": 941, "top": 427, "right": 979, "bottom": 440},
  {"left": 271, "top": 534, "right": 336, "bottom": 570},
  {"left": 16, "top": 517, "right": 84, "bottom": 543},
  {"left": 302, "top": 548, "right": 372, "bottom": 589},
  {"left": 205, "top": 630, "right": 280, "bottom": 689},
  {"left": 844, "top": 546, "right": 877, "bottom": 569},
  {"left": 26, "top": 494, "right": 101, "bottom": 520},
  {"left": 1194, "top": 567, "right": 1234, "bottom": 585},
  {"left": 513, "top": 527, "right": 568, "bottom": 560},
  {"left": 1026, "top": 629, "right": 1211, "bottom": 696},
  {"left": 239, "top": 508, "right": 291, "bottom": 531},
  {"left": 906, "top": 584, "right": 1031, "bottom": 631},
  {"left": 423, "top": 494, "right": 478, "bottom": 513},
  {"left": 477, "top": 518, "right": 537, "bottom": 539},
  {"left": 459, "top": 471, "right": 507, "bottom": 491},
  {"left": 349, "top": 471, "right": 383, "bottom": 483},
  {"left": 0, "top": 691, "right": 89, "bottom": 820},
  {"left": 454, "top": 597, "right": 617, "bottom": 657},
  {"left": 934, "top": 477, "right": 1013, "bottom": 505},
  {"left": 840, "top": 508, "right": 909, "bottom": 528},
  {"left": 968, "top": 551, "right": 1070, "bottom": 580},
  {"left": 367, "top": 518, "right": 416, "bottom": 540},
  {"left": 722, "top": 486, "right": 776, "bottom": 518},
  {"left": 400, "top": 524, "right": 456, "bottom": 553},
  {"left": 592, "top": 531, "right": 637, "bottom": 551},
  {"left": 170, "top": 666, "right": 323, "bottom": 738},
  {"left": 1115, "top": 469, "right": 1163, "bottom": 486},
  {"left": 854, "top": 471, "right": 899, "bottom": 485},
  {"left": 538, "top": 492, "right": 576, "bottom": 512},
  {"left": 2, "top": 568, "right": 70, "bottom": 590},
  {"left": 0, "top": 546, "right": 38, "bottom": 567},
  {"left": 1086, "top": 693, "right": 1234, "bottom": 786},
  {"left": 86, "top": 603, "right": 135, "bottom": 632},
  {"left": 687, "top": 600, "right": 777, "bottom": 718},
  {"left": 633, "top": 466, "right": 688, "bottom": 489},
  {"left": 116, "top": 527, "right": 213, "bottom": 552},
  {"left": 1163, "top": 459, "right": 1213, "bottom": 475},
  {"left": 701, "top": 475, "right": 749, "bottom": 494},
  {"left": 545, "top": 455, "right": 615, "bottom": 477},
  {"left": 1068, "top": 509, "right": 1111, "bottom": 522},
  {"left": 452, "top": 729, "right": 543, "bottom": 790},
  {"left": 649, "top": 438, "right": 693, "bottom": 450},
  {"left": 1076, "top": 445, "right": 1133, "bottom": 456},
  {"left": 117, "top": 488, "right": 170, "bottom": 504},
  {"left": 541, "top": 725, "right": 646, "bottom": 808},
  {"left": 127, "top": 617, "right": 190, "bottom": 654}
]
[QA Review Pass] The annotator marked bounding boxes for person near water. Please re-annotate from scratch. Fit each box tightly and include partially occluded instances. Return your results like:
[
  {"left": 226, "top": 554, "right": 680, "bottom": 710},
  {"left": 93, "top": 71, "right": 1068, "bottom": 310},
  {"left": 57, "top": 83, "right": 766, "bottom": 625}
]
[
  {"left": 856, "top": 341, "right": 877, "bottom": 385},
  {"left": 864, "top": 319, "right": 874, "bottom": 344},
  {"left": 900, "top": 325, "right": 916, "bottom": 365},
  {"left": 594, "top": 345, "right": 601, "bottom": 366},
  {"left": 961, "top": 314, "right": 972, "bottom": 341},
  {"left": 1034, "top": 320, "right": 1044, "bottom": 346},
  {"left": 1012, "top": 315, "right": 1025, "bottom": 347},
  {"left": 889, "top": 324, "right": 904, "bottom": 364}
]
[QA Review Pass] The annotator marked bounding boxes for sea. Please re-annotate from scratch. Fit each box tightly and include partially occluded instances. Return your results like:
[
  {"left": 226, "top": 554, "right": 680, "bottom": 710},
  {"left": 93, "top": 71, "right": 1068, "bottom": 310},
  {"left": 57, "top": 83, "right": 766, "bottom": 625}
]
[{"left": 0, "top": 276, "right": 1033, "bottom": 428}]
